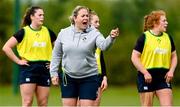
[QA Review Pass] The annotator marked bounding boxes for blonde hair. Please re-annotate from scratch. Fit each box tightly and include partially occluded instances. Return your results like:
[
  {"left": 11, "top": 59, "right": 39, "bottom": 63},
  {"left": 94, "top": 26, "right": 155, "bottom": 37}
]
[
  {"left": 89, "top": 9, "right": 98, "bottom": 22},
  {"left": 143, "top": 10, "right": 166, "bottom": 31},
  {"left": 69, "top": 5, "right": 89, "bottom": 24}
]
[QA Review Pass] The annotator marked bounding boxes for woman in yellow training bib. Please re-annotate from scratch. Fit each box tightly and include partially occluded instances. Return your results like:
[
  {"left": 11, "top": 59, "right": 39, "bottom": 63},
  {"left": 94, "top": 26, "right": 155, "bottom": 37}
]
[
  {"left": 2, "top": 6, "right": 56, "bottom": 106},
  {"left": 131, "top": 10, "right": 177, "bottom": 106},
  {"left": 89, "top": 10, "right": 108, "bottom": 106}
]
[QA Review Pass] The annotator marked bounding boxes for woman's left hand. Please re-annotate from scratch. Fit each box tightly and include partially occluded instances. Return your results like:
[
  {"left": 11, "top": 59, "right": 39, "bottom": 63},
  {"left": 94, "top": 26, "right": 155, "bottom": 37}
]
[
  {"left": 100, "top": 76, "right": 108, "bottom": 91},
  {"left": 110, "top": 28, "right": 119, "bottom": 38},
  {"left": 165, "top": 71, "right": 174, "bottom": 83}
]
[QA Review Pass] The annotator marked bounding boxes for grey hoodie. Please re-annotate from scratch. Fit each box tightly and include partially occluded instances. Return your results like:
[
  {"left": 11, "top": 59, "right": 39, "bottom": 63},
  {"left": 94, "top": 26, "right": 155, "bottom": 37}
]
[{"left": 50, "top": 25, "right": 115, "bottom": 78}]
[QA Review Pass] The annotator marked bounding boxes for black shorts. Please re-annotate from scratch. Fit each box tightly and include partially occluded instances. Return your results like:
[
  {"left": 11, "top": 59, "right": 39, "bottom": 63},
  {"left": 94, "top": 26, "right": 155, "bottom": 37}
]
[
  {"left": 98, "top": 74, "right": 103, "bottom": 87},
  {"left": 19, "top": 61, "right": 51, "bottom": 87},
  {"left": 59, "top": 72, "right": 99, "bottom": 100},
  {"left": 137, "top": 69, "right": 172, "bottom": 92}
]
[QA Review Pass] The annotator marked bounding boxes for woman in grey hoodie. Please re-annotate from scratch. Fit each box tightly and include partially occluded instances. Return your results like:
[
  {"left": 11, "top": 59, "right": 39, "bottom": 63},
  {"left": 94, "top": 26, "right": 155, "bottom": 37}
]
[{"left": 50, "top": 5, "right": 119, "bottom": 106}]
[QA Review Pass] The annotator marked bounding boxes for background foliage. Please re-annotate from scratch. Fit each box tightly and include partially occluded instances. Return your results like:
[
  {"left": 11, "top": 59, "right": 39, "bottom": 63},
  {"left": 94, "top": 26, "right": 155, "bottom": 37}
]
[{"left": 1, "top": 0, "right": 180, "bottom": 86}]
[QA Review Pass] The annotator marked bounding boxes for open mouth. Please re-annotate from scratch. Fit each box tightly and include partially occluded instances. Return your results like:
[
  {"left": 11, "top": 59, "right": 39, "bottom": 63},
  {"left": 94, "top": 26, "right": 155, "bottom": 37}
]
[
  {"left": 164, "top": 25, "right": 167, "bottom": 29},
  {"left": 82, "top": 21, "right": 88, "bottom": 26}
]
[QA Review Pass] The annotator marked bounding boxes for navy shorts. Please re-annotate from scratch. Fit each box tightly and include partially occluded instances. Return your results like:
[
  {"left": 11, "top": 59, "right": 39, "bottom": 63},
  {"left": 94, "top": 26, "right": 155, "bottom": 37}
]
[
  {"left": 137, "top": 69, "right": 172, "bottom": 92},
  {"left": 19, "top": 61, "right": 51, "bottom": 87},
  {"left": 59, "top": 72, "right": 99, "bottom": 100}
]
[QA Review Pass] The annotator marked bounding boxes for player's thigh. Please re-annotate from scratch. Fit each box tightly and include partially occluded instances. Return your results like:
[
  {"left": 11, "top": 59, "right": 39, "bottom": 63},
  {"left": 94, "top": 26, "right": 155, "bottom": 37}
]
[
  {"left": 20, "top": 83, "right": 36, "bottom": 100},
  {"left": 36, "top": 86, "right": 50, "bottom": 101},
  {"left": 156, "top": 88, "right": 172, "bottom": 106},
  {"left": 80, "top": 99, "right": 94, "bottom": 106},
  {"left": 62, "top": 98, "right": 77, "bottom": 106},
  {"left": 139, "top": 92, "right": 154, "bottom": 106}
]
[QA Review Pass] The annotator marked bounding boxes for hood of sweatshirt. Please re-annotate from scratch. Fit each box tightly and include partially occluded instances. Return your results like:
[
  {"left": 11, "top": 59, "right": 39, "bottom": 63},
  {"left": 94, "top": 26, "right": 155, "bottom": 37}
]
[
  {"left": 70, "top": 24, "right": 96, "bottom": 47},
  {"left": 71, "top": 24, "right": 96, "bottom": 33}
]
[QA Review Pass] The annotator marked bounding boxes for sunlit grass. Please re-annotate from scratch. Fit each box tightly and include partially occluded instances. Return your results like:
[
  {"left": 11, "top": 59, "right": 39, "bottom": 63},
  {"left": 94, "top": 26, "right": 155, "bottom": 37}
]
[{"left": 0, "top": 85, "right": 180, "bottom": 106}]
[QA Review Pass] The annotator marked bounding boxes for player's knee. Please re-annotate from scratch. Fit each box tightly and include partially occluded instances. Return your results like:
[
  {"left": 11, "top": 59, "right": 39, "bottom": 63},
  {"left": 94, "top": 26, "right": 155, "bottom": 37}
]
[{"left": 22, "top": 98, "right": 33, "bottom": 106}]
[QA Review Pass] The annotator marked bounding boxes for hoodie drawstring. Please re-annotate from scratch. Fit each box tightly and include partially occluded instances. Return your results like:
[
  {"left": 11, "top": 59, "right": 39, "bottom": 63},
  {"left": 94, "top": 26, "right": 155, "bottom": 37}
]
[
  {"left": 77, "top": 34, "right": 81, "bottom": 47},
  {"left": 62, "top": 67, "right": 67, "bottom": 86}
]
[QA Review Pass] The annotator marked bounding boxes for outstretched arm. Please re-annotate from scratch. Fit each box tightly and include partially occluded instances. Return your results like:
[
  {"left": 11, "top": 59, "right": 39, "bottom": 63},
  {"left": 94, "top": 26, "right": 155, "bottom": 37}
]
[{"left": 96, "top": 28, "right": 119, "bottom": 51}]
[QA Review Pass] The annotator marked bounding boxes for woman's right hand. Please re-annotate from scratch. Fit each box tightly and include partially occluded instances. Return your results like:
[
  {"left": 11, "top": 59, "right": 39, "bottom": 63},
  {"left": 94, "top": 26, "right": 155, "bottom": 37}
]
[
  {"left": 51, "top": 76, "right": 59, "bottom": 85},
  {"left": 17, "top": 59, "right": 29, "bottom": 66}
]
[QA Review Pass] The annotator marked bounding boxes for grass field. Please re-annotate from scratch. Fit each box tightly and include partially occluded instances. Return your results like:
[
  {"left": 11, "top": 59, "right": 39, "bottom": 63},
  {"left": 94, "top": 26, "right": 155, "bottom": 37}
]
[{"left": 0, "top": 85, "right": 180, "bottom": 106}]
